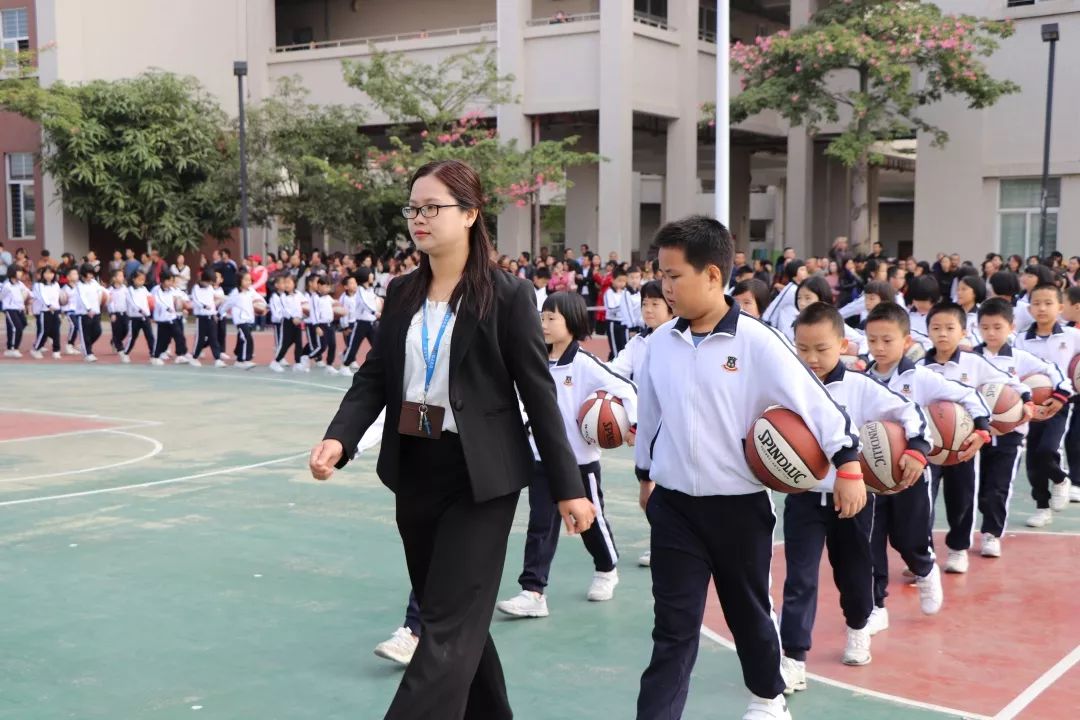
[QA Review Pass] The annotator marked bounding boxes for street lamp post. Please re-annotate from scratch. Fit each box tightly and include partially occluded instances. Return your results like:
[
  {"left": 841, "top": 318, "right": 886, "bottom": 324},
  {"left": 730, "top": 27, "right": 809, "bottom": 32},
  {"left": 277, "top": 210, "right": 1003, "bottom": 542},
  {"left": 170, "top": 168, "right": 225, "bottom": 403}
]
[
  {"left": 1038, "top": 23, "right": 1059, "bottom": 261},
  {"left": 234, "top": 60, "right": 250, "bottom": 261}
]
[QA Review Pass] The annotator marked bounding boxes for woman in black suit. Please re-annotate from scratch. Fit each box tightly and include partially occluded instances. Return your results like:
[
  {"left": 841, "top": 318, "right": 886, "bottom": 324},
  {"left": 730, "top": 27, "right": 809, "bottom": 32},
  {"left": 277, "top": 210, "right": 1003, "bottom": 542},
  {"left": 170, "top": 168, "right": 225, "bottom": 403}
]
[{"left": 309, "top": 159, "right": 596, "bottom": 720}]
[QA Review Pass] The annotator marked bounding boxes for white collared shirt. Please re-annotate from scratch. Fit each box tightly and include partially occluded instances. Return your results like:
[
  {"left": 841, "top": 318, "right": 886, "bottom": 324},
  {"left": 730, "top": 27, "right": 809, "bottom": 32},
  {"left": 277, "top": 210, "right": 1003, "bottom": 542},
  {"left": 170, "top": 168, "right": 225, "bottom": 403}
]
[{"left": 403, "top": 300, "right": 458, "bottom": 433}]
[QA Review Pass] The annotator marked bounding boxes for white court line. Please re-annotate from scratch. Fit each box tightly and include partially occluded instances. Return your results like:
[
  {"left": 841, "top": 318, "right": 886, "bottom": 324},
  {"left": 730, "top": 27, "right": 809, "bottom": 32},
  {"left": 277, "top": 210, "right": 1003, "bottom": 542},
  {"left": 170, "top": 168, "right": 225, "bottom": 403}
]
[
  {"left": 0, "top": 451, "right": 308, "bottom": 508},
  {"left": 62, "top": 363, "right": 348, "bottom": 392},
  {"left": 699, "top": 626, "right": 991, "bottom": 720},
  {"left": 2, "top": 430, "right": 164, "bottom": 483},
  {"left": 0, "top": 423, "right": 159, "bottom": 445},
  {"left": 993, "top": 644, "right": 1080, "bottom": 720},
  {"left": 0, "top": 405, "right": 165, "bottom": 426}
]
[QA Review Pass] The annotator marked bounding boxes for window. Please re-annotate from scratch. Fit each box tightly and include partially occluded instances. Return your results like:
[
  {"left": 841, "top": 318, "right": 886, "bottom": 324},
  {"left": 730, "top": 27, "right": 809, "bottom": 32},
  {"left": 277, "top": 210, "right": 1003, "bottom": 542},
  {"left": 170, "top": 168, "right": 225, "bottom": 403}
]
[
  {"left": 634, "top": 0, "right": 668, "bottom": 24},
  {"left": 698, "top": 2, "right": 717, "bottom": 42},
  {"left": 1, "top": 8, "right": 29, "bottom": 70},
  {"left": 7, "top": 153, "right": 35, "bottom": 238},
  {"left": 998, "top": 178, "right": 1058, "bottom": 258}
]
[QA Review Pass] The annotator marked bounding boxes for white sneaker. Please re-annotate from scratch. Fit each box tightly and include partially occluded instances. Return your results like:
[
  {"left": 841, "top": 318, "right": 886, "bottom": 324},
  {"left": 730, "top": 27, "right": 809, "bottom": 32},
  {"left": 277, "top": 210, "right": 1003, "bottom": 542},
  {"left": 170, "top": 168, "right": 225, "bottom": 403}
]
[
  {"left": 214, "top": 359, "right": 228, "bottom": 368},
  {"left": 65, "top": 346, "right": 80, "bottom": 356},
  {"left": 843, "top": 626, "right": 871, "bottom": 666},
  {"left": 372, "top": 627, "right": 418, "bottom": 666},
  {"left": 780, "top": 657, "right": 806, "bottom": 695},
  {"left": 981, "top": 533, "right": 1001, "bottom": 558},
  {"left": 339, "top": 366, "right": 354, "bottom": 378},
  {"left": 269, "top": 361, "right": 284, "bottom": 373},
  {"left": 349, "top": 362, "right": 359, "bottom": 371},
  {"left": 187, "top": 358, "right": 202, "bottom": 368},
  {"left": 160, "top": 351, "right": 171, "bottom": 360},
  {"left": 587, "top": 569, "right": 619, "bottom": 601},
  {"left": 1050, "top": 480, "right": 1071, "bottom": 511},
  {"left": 742, "top": 694, "right": 792, "bottom": 720},
  {"left": 239, "top": 361, "right": 256, "bottom": 370},
  {"left": 29, "top": 350, "right": 43, "bottom": 359},
  {"left": 293, "top": 362, "right": 309, "bottom": 373},
  {"left": 52, "top": 352, "right": 61, "bottom": 359},
  {"left": 84, "top": 354, "right": 97, "bottom": 363},
  {"left": 1070, "top": 486, "right": 1080, "bottom": 503},
  {"left": 174, "top": 354, "right": 190, "bottom": 365},
  {"left": 279, "top": 359, "right": 291, "bottom": 367},
  {"left": 220, "top": 352, "right": 232, "bottom": 360},
  {"left": 1027, "top": 508, "right": 1053, "bottom": 528},
  {"left": 496, "top": 590, "right": 549, "bottom": 618},
  {"left": 301, "top": 356, "right": 312, "bottom": 370},
  {"left": 325, "top": 366, "right": 339, "bottom": 375},
  {"left": 915, "top": 565, "right": 944, "bottom": 615},
  {"left": 119, "top": 352, "right": 130, "bottom": 364},
  {"left": 944, "top": 549, "right": 968, "bottom": 574},
  {"left": 865, "top": 606, "right": 890, "bottom": 635},
  {"left": 638, "top": 550, "right": 651, "bottom": 567},
  {"left": 316, "top": 360, "right": 327, "bottom": 368},
  {"left": 3, "top": 349, "right": 15, "bottom": 358},
  {"left": 150, "top": 358, "right": 165, "bottom": 366}
]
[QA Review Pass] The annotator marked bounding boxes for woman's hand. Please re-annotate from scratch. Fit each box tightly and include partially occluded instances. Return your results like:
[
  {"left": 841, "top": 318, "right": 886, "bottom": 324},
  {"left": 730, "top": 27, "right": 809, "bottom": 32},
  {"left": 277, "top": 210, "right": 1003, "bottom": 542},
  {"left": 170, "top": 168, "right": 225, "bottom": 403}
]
[
  {"left": 558, "top": 497, "right": 596, "bottom": 535},
  {"left": 309, "top": 439, "right": 344, "bottom": 481}
]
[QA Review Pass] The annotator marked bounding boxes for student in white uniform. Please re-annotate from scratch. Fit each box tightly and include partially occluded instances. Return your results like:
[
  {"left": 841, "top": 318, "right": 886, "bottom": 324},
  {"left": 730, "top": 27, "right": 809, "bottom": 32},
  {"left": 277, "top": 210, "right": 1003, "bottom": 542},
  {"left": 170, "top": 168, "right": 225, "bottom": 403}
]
[
  {"left": 762, "top": 259, "right": 807, "bottom": 333},
  {"left": 106, "top": 270, "right": 130, "bottom": 354},
  {"left": 2, "top": 265, "right": 30, "bottom": 357},
  {"left": 190, "top": 268, "right": 227, "bottom": 368},
  {"left": 123, "top": 270, "right": 155, "bottom": 362},
  {"left": 73, "top": 264, "right": 104, "bottom": 362},
  {"left": 221, "top": 270, "right": 259, "bottom": 369},
  {"left": 30, "top": 265, "right": 62, "bottom": 359},
  {"left": 603, "top": 266, "right": 628, "bottom": 358}
]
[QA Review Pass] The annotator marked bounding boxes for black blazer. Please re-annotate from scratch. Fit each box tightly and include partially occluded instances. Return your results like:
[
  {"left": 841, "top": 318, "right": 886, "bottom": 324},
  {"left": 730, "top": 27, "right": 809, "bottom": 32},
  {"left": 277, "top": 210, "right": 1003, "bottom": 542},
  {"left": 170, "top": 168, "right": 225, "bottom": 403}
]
[{"left": 323, "top": 268, "right": 585, "bottom": 504}]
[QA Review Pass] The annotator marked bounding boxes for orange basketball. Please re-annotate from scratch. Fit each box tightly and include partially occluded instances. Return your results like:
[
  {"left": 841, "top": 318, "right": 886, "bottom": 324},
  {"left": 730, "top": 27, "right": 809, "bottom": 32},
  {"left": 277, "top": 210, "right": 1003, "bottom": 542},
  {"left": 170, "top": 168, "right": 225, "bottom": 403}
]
[
  {"left": 858, "top": 420, "right": 908, "bottom": 494},
  {"left": 744, "top": 406, "right": 829, "bottom": 493},
  {"left": 577, "top": 391, "right": 630, "bottom": 449},
  {"left": 1022, "top": 373, "right": 1054, "bottom": 407},
  {"left": 979, "top": 382, "right": 1026, "bottom": 435},
  {"left": 926, "top": 401, "right": 975, "bottom": 466}
]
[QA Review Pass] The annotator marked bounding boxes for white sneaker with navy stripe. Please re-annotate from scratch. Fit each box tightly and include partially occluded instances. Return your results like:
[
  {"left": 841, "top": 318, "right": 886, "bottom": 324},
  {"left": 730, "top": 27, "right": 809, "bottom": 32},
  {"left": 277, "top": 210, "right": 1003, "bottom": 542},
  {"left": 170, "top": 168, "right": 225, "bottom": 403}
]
[{"left": 742, "top": 694, "right": 791, "bottom": 720}]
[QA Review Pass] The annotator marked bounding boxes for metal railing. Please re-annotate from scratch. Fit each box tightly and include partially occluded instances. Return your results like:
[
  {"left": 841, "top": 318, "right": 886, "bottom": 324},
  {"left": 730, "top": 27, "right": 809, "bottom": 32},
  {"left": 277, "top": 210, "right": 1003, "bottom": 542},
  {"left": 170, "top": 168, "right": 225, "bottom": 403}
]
[
  {"left": 273, "top": 22, "right": 496, "bottom": 53},
  {"left": 633, "top": 12, "right": 674, "bottom": 31},
  {"left": 525, "top": 12, "right": 601, "bottom": 27}
]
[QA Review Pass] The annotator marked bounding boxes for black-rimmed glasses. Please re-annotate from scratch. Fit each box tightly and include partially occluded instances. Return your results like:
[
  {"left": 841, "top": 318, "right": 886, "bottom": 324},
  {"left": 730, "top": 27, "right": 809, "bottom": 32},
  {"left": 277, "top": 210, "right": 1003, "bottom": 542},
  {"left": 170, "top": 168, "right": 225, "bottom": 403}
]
[{"left": 401, "top": 204, "right": 464, "bottom": 219}]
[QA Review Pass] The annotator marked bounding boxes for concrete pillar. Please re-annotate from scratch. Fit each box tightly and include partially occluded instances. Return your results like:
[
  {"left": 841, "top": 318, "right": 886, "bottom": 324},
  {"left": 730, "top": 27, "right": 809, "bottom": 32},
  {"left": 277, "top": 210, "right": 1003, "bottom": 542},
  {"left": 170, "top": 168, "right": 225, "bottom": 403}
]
[
  {"left": 495, "top": 0, "right": 532, "bottom": 257},
  {"left": 783, "top": 0, "right": 821, "bottom": 259},
  {"left": 664, "top": 0, "right": 699, "bottom": 224},
  {"left": 598, "top": 0, "right": 634, "bottom": 261},
  {"left": 730, "top": 146, "right": 751, "bottom": 250},
  {"left": 566, "top": 162, "right": 599, "bottom": 255}
]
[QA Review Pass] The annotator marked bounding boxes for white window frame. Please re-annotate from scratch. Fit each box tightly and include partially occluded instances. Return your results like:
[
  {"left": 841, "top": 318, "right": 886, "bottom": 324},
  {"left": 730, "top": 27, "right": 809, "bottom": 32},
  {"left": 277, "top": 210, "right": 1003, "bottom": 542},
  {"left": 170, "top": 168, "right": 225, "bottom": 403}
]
[
  {"left": 996, "top": 177, "right": 1059, "bottom": 258},
  {"left": 1, "top": 8, "right": 29, "bottom": 72},
  {"left": 6, "top": 152, "right": 35, "bottom": 239}
]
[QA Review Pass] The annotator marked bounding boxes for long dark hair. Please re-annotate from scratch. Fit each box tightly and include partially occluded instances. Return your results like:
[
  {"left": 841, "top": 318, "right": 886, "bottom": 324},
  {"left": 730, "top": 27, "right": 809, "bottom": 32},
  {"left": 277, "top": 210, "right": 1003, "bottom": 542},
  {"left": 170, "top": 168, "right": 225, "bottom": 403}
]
[{"left": 396, "top": 160, "right": 497, "bottom": 318}]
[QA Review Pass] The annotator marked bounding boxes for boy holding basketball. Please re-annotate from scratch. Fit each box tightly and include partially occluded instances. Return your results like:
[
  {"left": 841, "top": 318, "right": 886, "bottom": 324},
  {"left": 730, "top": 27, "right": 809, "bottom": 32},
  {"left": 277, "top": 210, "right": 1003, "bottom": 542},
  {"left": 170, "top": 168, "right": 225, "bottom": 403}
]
[
  {"left": 861, "top": 303, "right": 987, "bottom": 630},
  {"left": 1014, "top": 284, "right": 1078, "bottom": 524},
  {"left": 922, "top": 303, "right": 1028, "bottom": 573},
  {"left": 779, "top": 303, "right": 929, "bottom": 694},
  {"left": 635, "top": 216, "right": 861, "bottom": 720}
]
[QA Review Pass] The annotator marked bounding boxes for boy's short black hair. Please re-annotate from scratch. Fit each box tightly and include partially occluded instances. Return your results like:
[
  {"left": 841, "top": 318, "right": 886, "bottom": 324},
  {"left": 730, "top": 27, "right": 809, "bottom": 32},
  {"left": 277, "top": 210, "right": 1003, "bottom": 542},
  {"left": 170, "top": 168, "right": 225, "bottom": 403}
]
[
  {"left": 886, "top": 265, "right": 905, "bottom": 280},
  {"left": 989, "top": 271, "right": 1021, "bottom": 298},
  {"left": 794, "top": 301, "right": 846, "bottom": 339},
  {"left": 132, "top": 270, "right": 146, "bottom": 280},
  {"left": 159, "top": 270, "right": 173, "bottom": 282},
  {"left": 1030, "top": 283, "right": 1062, "bottom": 302},
  {"left": 353, "top": 267, "right": 369, "bottom": 284},
  {"left": 798, "top": 276, "right": 835, "bottom": 307},
  {"left": 926, "top": 301, "right": 967, "bottom": 329},
  {"left": 732, "top": 278, "right": 770, "bottom": 316},
  {"left": 908, "top": 275, "right": 941, "bottom": 303},
  {"left": 978, "top": 297, "right": 1014, "bottom": 323},
  {"left": 863, "top": 280, "right": 894, "bottom": 301},
  {"left": 652, "top": 215, "right": 734, "bottom": 282},
  {"left": 1067, "top": 285, "right": 1080, "bottom": 305},
  {"left": 735, "top": 264, "right": 754, "bottom": 278},
  {"left": 541, "top": 291, "right": 591, "bottom": 342},
  {"left": 201, "top": 268, "right": 216, "bottom": 283},
  {"left": 534, "top": 266, "right": 551, "bottom": 280},
  {"left": 79, "top": 263, "right": 96, "bottom": 278},
  {"left": 627, "top": 265, "right": 642, "bottom": 275},
  {"left": 612, "top": 266, "right": 628, "bottom": 279},
  {"left": 865, "top": 302, "right": 911, "bottom": 335}
]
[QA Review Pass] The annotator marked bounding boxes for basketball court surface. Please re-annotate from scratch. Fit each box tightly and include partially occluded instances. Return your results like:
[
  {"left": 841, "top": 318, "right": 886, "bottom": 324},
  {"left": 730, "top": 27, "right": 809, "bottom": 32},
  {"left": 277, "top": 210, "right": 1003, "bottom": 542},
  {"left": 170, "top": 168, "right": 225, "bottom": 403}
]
[{"left": 1, "top": 330, "right": 1077, "bottom": 719}]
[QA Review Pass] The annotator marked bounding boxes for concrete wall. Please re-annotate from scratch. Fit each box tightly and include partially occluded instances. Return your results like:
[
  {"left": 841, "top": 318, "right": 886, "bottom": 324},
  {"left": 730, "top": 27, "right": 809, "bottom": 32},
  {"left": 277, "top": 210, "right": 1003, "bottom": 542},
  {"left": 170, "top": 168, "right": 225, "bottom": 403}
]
[
  {"left": 275, "top": 0, "right": 495, "bottom": 45},
  {"left": 531, "top": 0, "right": 597, "bottom": 19}
]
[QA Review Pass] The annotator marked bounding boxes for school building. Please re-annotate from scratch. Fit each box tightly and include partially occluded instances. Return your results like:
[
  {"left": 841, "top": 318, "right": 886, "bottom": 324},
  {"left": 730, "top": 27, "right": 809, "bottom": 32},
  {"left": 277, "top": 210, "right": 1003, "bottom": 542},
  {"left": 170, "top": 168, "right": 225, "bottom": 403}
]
[{"left": 0, "top": 0, "right": 1077, "bottom": 264}]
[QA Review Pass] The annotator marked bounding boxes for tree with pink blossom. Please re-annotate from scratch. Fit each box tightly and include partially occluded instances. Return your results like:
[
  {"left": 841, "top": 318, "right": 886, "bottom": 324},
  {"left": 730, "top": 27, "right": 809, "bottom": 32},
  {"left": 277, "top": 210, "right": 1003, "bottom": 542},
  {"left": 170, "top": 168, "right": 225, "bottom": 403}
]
[{"left": 725, "top": 0, "right": 1018, "bottom": 250}]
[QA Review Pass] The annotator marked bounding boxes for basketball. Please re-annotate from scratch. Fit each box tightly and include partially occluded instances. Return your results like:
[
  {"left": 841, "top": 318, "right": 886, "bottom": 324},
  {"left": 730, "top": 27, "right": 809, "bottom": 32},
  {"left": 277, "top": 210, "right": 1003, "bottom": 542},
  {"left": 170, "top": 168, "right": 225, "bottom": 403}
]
[
  {"left": 333, "top": 303, "right": 348, "bottom": 318},
  {"left": 1022, "top": 372, "right": 1054, "bottom": 406},
  {"left": 926, "top": 400, "right": 975, "bottom": 466},
  {"left": 173, "top": 296, "right": 185, "bottom": 312},
  {"left": 843, "top": 339, "right": 861, "bottom": 356},
  {"left": 254, "top": 299, "right": 268, "bottom": 316},
  {"left": 577, "top": 391, "right": 631, "bottom": 449},
  {"left": 858, "top": 420, "right": 908, "bottom": 494},
  {"left": 744, "top": 406, "right": 829, "bottom": 493},
  {"left": 979, "top": 382, "right": 1026, "bottom": 435},
  {"left": 1069, "top": 355, "right": 1080, "bottom": 394}
]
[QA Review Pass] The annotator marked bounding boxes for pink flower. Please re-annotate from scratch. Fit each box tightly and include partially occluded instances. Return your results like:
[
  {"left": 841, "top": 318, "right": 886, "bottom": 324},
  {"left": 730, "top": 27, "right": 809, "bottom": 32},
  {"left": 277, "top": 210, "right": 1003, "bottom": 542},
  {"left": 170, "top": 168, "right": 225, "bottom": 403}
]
[
  {"left": 354, "top": 182, "right": 364, "bottom": 190},
  {"left": 515, "top": 199, "right": 527, "bottom": 208},
  {"left": 437, "top": 134, "right": 451, "bottom": 143},
  {"left": 420, "top": 130, "right": 428, "bottom": 138},
  {"left": 791, "top": 93, "right": 800, "bottom": 103}
]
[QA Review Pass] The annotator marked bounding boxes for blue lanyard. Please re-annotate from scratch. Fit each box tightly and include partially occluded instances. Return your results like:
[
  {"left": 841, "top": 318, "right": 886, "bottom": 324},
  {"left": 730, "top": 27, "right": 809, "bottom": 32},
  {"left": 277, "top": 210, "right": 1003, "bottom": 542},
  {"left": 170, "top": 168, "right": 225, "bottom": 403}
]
[{"left": 422, "top": 300, "right": 453, "bottom": 400}]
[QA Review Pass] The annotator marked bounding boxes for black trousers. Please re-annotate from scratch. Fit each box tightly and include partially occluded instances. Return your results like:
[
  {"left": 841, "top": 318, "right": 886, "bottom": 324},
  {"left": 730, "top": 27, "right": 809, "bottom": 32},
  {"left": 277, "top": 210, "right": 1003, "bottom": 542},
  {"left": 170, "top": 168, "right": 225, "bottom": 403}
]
[
  {"left": 234, "top": 323, "right": 254, "bottom": 362},
  {"left": 637, "top": 486, "right": 784, "bottom": 718},
  {"left": 871, "top": 470, "right": 934, "bottom": 608},
  {"left": 153, "top": 319, "right": 188, "bottom": 358},
  {"left": 343, "top": 319, "right": 376, "bottom": 366},
  {"left": 517, "top": 460, "right": 617, "bottom": 593},
  {"left": 388, "top": 433, "right": 518, "bottom": 720},
  {"left": 66, "top": 312, "right": 79, "bottom": 345},
  {"left": 217, "top": 314, "right": 227, "bottom": 350},
  {"left": 306, "top": 323, "right": 335, "bottom": 364},
  {"left": 780, "top": 491, "right": 874, "bottom": 662},
  {"left": 125, "top": 316, "right": 155, "bottom": 355},
  {"left": 5, "top": 309, "right": 26, "bottom": 349},
  {"left": 192, "top": 315, "right": 222, "bottom": 360},
  {"left": 275, "top": 321, "right": 304, "bottom": 363},
  {"left": 34, "top": 311, "right": 61, "bottom": 352},
  {"left": 929, "top": 455, "right": 979, "bottom": 552},
  {"left": 110, "top": 314, "right": 129, "bottom": 352},
  {"left": 1067, "top": 401, "right": 1080, "bottom": 482},
  {"left": 78, "top": 314, "right": 102, "bottom": 355},
  {"left": 606, "top": 321, "right": 628, "bottom": 360},
  {"left": 979, "top": 438, "right": 1023, "bottom": 537},
  {"left": 1027, "top": 413, "right": 1069, "bottom": 509}
]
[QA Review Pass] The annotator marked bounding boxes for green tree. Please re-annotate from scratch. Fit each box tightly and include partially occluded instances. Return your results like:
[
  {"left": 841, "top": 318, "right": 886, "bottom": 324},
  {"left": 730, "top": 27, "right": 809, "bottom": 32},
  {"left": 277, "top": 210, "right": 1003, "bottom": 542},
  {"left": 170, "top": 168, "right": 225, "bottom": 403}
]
[
  {"left": 342, "top": 47, "right": 600, "bottom": 249},
  {"left": 0, "top": 71, "right": 235, "bottom": 254},
  {"left": 727, "top": 0, "right": 1018, "bottom": 250}
]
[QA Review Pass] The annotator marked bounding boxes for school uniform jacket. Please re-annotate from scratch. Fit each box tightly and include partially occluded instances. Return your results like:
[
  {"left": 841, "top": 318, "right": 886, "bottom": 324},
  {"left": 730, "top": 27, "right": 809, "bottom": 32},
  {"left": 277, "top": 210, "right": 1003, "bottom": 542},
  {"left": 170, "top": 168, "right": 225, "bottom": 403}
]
[
  {"left": 107, "top": 286, "right": 129, "bottom": 315},
  {"left": 1014, "top": 323, "right": 1080, "bottom": 407},
  {"left": 816, "top": 363, "right": 930, "bottom": 493},
  {"left": 1, "top": 280, "right": 29, "bottom": 311},
  {"left": 126, "top": 287, "right": 151, "bottom": 318},
  {"left": 603, "top": 287, "right": 625, "bottom": 324},
  {"left": 621, "top": 288, "right": 643, "bottom": 330},
  {"left": 32, "top": 282, "right": 61, "bottom": 315},
  {"left": 762, "top": 281, "right": 798, "bottom": 332},
  {"left": 151, "top": 287, "right": 179, "bottom": 323},
  {"left": 609, "top": 329, "right": 651, "bottom": 381},
  {"left": 224, "top": 288, "right": 258, "bottom": 325},
  {"left": 921, "top": 347, "right": 1030, "bottom": 405},
  {"left": 634, "top": 300, "right": 860, "bottom": 496},
  {"left": 973, "top": 343, "right": 1070, "bottom": 439},
  {"left": 864, "top": 356, "right": 991, "bottom": 432},
  {"left": 323, "top": 268, "right": 585, "bottom": 503}
]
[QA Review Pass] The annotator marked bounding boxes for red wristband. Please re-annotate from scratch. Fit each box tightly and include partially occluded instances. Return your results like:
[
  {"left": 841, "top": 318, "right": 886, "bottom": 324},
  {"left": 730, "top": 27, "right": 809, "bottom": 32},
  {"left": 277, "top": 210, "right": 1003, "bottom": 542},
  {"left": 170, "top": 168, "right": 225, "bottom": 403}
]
[
  {"left": 836, "top": 470, "right": 863, "bottom": 481},
  {"left": 903, "top": 449, "right": 927, "bottom": 465}
]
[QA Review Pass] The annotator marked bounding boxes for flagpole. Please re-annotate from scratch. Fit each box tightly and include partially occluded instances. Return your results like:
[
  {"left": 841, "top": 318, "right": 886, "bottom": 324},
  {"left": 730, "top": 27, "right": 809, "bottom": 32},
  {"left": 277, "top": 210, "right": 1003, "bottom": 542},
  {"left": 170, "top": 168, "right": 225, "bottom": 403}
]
[{"left": 715, "top": 0, "right": 730, "bottom": 226}]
